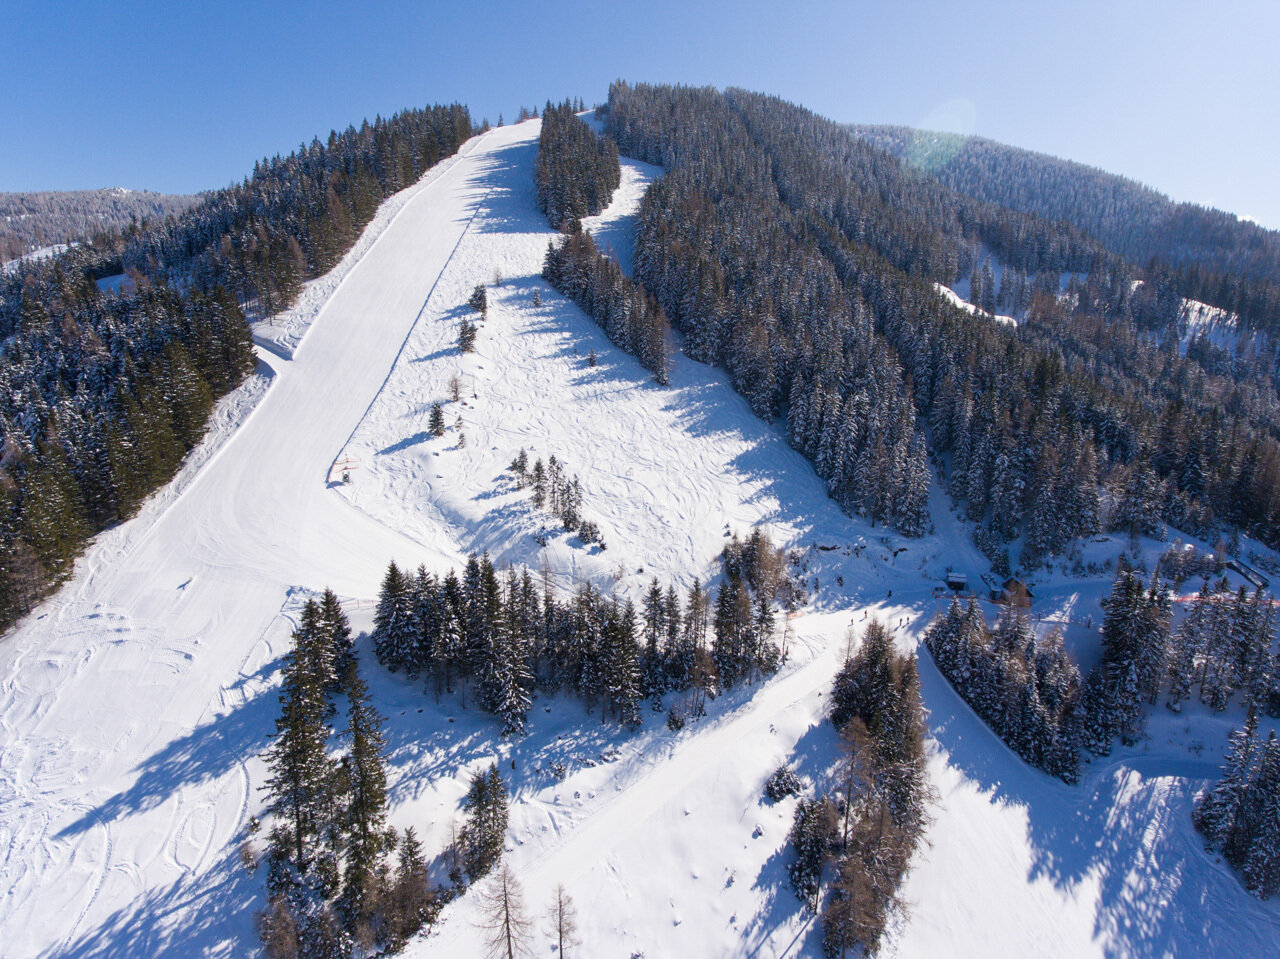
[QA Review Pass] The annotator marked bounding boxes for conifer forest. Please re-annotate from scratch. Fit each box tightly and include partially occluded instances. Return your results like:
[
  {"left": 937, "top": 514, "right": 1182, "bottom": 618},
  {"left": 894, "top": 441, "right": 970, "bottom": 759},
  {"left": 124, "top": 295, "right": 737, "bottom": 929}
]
[{"left": 5, "top": 64, "right": 1280, "bottom": 959}]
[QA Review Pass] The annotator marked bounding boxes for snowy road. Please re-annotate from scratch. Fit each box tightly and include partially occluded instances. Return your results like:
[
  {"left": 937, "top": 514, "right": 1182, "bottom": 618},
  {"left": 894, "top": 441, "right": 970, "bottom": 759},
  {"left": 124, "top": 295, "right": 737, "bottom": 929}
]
[{"left": 0, "top": 126, "right": 543, "bottom": 957}]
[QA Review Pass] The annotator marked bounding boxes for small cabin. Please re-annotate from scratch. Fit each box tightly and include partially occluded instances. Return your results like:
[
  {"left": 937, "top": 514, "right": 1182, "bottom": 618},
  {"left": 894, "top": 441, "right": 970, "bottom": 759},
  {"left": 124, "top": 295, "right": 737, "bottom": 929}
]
[
  {"left": 992, "top": 577, "right": 1034, "bottom": 608},
  {"left": 945, "top": 572, "right": 968, "bottom": 593}
]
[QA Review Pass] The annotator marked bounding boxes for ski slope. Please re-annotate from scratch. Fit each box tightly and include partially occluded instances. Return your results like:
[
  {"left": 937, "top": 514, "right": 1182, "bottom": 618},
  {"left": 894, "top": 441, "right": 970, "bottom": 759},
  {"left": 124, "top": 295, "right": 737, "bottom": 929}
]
[
  {"left": 2, "top": 117, "right": 1278, "bottom": 958},
  {"left": 0, "top": 128, "right": 511, "bottom": 957}
]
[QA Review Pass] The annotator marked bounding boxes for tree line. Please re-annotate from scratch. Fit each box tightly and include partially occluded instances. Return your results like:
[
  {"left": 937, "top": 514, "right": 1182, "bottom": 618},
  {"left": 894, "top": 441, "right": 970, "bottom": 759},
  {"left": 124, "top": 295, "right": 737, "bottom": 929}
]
[
  {"left": 0, "top": 187, "right": 199, "bottom": 264},
  {"left": 1195, "top": 708, "right": 1280, "bottom": 900},
  {"left": 256, "top": 591, "right": 440, "bottom": 956},
  {"left": 923, "top": 561, "right": 1280, "bottom": 897},
  {"left": 541, "top": 224, "right": 671, "bottom": 385},
  {"left": 603, "top": 81, "right": 1280, "bottom": 558},
  {"left": 924, "top": 600, "right": 1082, "bottom": 781},
  {"left": 0, "top": 277, "right": 254, "bottom": 626},
  {"left": 535, "top": 99, "right": 620, "bottom": 230},
  {"left": 926, "top": 562, "right": 1279, "bottom": 781},
  {"left": 0, "top": 101, "right": 473, "bottom": 633},
  {"left": 119, "top": 104, "right": 473, "bottom": 318},
  {"left": 786, "top": 620, "right": 929, "bottom": 956},
  {"left": 852, "top": 124, "right": 1280, "bottom": 335},
  {"left": 372, "top": 534, "right": 794, "bottom": 734}
]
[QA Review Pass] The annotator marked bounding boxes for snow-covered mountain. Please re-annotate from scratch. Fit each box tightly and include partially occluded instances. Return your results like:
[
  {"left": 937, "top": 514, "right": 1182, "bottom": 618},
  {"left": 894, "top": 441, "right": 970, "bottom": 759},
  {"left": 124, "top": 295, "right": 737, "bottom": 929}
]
[{"left": 1, "top": 117, "right": 1277, "bottom": 959}]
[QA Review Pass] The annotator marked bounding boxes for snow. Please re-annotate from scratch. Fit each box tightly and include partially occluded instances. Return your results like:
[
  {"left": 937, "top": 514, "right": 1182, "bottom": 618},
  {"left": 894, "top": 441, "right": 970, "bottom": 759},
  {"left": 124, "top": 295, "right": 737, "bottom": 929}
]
[
  {"left": 934, "top": 281, "right": 1018, "bottom": 327},
  {"left": 1178, "top": 295, "right": 1246, "bottom": 356},
  {"left": 2, "top": 242, "right": 73, "bottom": 273},
  {"left": 1, "top": 117, "right": 1278, "bottom": 959},
  {"left": 95, "top": 273, "right": 133, "bottom": 294},
  {"left": 249, "top": 133, "right": 488, "bottom": 361}
]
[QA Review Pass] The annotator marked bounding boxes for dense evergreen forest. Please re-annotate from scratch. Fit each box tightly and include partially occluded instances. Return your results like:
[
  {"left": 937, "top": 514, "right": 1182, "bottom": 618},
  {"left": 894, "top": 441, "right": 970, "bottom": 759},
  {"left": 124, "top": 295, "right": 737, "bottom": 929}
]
[
  {"left": 602, "top": 82, "right": 1280, "bottom": 561},
  {"left": 925, "top": 600, "right": 1082, "bottom": 782},
  {"left": 535, "top": 100, "right": 620, "bottom": 230},
  {"left": 542, "top": 226, "right": 671, "bottom": 384},
  {"left": 922, "top": 558, "right": 1280, "bottom": 896},
  {"left": 1195, "top": 708, "right": 1280, "bottom": 900},
  {"left": 534, "top": 103, "right": 672, "bottom": 384},
  {"left": 0, "top": 103, "right": 472, "bottom": 631},
  {"left": 853, "top": 125, "right": 1280, "bottom": 333},
  {"left": 0, "top": 188, "right": 200, "bottom": 264}
]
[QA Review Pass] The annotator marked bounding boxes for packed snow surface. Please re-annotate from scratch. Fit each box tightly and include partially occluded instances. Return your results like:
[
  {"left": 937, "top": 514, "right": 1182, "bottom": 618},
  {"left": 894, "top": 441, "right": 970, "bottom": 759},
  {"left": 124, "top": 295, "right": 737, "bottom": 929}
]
[{"left": 1, "top": 119, "right": 1277, "bottom": 958}]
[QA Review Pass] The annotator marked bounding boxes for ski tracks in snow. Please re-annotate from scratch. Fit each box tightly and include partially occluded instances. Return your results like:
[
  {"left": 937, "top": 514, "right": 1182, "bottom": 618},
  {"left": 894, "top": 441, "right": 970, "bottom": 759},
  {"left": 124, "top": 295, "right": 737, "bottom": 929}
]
[{"left": 0, "top": 129, "right": 516, "bottom": 958}]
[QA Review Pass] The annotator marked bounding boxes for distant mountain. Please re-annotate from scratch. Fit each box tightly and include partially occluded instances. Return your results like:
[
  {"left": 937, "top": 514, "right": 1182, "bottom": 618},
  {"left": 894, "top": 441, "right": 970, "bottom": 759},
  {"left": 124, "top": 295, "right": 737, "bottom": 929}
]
[
  {"left": 0, "top": 187, "right": 201, "bottom": 263},
  {"left": 851, "top": 125, "right": 1280, "bottom": 327}
]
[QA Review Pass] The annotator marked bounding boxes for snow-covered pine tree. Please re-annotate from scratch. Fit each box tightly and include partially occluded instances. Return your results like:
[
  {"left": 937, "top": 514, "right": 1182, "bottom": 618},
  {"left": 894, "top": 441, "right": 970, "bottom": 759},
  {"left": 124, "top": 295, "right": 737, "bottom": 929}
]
[
  {"left": 1167, "top": 585, "right": 1210, "bottom": 712},
  {"left": 641, "top": 577, "right": 667, "bottom": 704},
  {"left": 1239, "top": 733, "right": 1280, "bottom": 899},
  {"left": 337, "top": 659, "right": 392, "bottom": 926},
  {"left": 787, "top": 796, "right": 837, "bottom": 910},
  {"left": 262, "top": 621, "right": 342, "bottom": 897},
  {"left": 492, "top": 611, "right": 533, "bottom": 737},
  {"left": 385, "top": 825, "right": 438, "bottom": 950},
  {"left": 373, "top": 561, "right": 418, "bottom": 674},
  {"left": 462, "top": 764, "right": 509, "bottom": 880},
  {"left": 315, "top": 589, "right": 353, "bottom": 690},
  {"left": 1194, "top": 707, "right": 1259, "bottom": 849},
  {"left": 602, "top": 598, "right": 641, "bottom": 727}
]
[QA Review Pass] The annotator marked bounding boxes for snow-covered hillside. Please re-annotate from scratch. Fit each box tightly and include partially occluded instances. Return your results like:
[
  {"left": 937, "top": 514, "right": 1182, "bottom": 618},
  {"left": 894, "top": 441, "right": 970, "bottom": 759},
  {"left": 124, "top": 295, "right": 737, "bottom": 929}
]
[
  {"left": 1, "top": 118, "right": 1277, "bottom": 959},
  {"left": 1, "top": 242, "right": 73, "bottom": 273},
  {"left": 934, "top": 281, "right": 1018, "bottom": 327}
]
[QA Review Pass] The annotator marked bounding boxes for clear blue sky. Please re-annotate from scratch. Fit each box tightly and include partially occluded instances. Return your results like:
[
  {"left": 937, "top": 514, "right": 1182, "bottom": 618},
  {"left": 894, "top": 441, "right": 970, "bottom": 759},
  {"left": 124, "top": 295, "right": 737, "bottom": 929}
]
[{"left": 3, "top": 0, "right": 1277, "bottom": 228}]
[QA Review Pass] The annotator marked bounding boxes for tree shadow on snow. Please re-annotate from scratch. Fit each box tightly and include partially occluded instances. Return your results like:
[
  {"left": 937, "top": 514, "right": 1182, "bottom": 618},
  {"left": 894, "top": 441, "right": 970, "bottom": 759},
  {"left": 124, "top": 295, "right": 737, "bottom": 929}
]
[
  {"left": 467, "top": 140, "right": 548, "bottom": 237},
  {"left": 739, "top": 717, "right": 840, "bottom": 957},
  {"left": 56, "top": 658, "right": 285, "bottom": 840},
  {"left": 917, "top": 651, "right": 1280, "bottom": 956},
  {"left": 52, "top": 844, "right": 260, "bottom": 959}
]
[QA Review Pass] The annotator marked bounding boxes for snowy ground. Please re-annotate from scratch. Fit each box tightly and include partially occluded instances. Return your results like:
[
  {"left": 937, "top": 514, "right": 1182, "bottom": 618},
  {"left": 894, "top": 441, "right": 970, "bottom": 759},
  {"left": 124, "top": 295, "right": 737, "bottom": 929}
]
[
  {"left": 934, "top": 281, "right": 1018, "bottom": 327},
  {"left": 1, "top": 118, "right": 1277, "bottom": 958},
  {"left": 1, "top": 242, "right": 73, "bottom": 274}
]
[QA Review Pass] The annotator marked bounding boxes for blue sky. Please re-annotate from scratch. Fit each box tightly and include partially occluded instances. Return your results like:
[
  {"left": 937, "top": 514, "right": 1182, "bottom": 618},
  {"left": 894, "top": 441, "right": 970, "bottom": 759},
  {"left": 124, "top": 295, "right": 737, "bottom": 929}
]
[{"left": 3, "top": 0, "right": 1277, "bottom": 228}]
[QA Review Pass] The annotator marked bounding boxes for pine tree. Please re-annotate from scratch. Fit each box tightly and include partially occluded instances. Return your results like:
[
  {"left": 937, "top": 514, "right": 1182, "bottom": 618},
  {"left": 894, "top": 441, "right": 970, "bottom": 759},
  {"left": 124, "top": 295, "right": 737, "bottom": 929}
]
[
  {"left": 262, "top": 623, "right": 341, "bottom": 894},
  {"left": 316, "top": 589, "right": 353, "bottom": 691},
  {"left": 462, "top": 764, "right": 509, "bottom": 880},
  {"left": 1240, "top": 733, "right": 1280, "bottom": 899},
  {"left": 641, "top": 577, "right": 667, "bottom": 703},
  {"left": 492, "top": 611, "right": 534, "bottom": 736},
  {"left": 296, "top": 599, "right": 337, "bottom": 697},
  {"left": 429, "top": 402, "right": 446, "bottom": 437},
  {"left": 386, "top": 826, "right": 438, "bottom": 950},
  {"left": 602, "top": 599, "right": 641, "bottom": 726},
  {"left": 1084, "top": 564, "right": 1168, "bottom": 750},
  {"left": 1194, "top": 708, "right": 1259, "bottom": 849},
  {"left": 458, "top": 317, "right": 478, "bottom": 353},
  {"left": 338, "top": 659, "right": 392, "bottom": 924},
  {"left": 373, "top": 561, "right": 418, "bottom": 673},
  {"left": 788, "top": 796, "right": 837, "bottom": 910}
]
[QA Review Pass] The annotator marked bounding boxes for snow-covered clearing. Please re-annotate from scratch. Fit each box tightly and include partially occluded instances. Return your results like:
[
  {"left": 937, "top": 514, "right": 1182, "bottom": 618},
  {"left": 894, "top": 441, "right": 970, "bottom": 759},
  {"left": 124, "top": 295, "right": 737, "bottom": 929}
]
[
  {"left": 2, "top": 243, "right": 73, "bottom": 274},
  {"left": 934, "top": 281, "right": 1018, "bottom": 327},
  {"left": 1, "top": 117, "right": 1277, "bottom": 958},
  {"left": 1177, "top": 295, "right": 1253, "bottom": 357}
]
